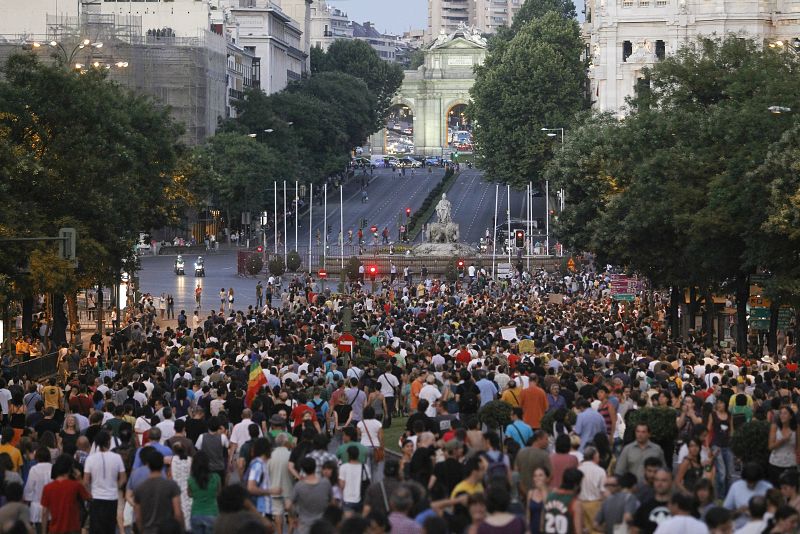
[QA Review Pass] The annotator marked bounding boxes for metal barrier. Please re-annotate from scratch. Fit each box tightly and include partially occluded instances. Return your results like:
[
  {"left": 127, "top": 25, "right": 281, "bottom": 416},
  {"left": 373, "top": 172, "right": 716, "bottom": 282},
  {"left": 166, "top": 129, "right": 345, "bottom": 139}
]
[{"left": 5, "top": 351, "right": 59, "bottom": 381}]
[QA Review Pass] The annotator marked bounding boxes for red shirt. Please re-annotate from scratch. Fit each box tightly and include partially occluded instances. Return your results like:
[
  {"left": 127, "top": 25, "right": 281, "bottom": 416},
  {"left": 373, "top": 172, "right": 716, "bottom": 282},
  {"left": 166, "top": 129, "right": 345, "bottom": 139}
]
[
  {"left": 290, "top": 404, "right": 317, "bottom": 429},
  {"left": 508, "top": 354, "right": 520, "bottom": 370},
  {"left": 69, "top": 395, "right": 93, "bottom": 417},
  {"left": 456, "top": 350, "right": 471, "bottom": 365},
  {"left": 41, "top": 479, "right": 91, "bottom": 533}
]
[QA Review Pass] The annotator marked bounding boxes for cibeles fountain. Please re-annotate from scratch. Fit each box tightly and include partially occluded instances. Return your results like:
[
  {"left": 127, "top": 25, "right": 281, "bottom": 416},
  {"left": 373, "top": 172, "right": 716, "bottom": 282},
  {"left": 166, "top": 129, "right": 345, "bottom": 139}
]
[{"left": 412, "top": 193, "right": 476, "bottom": 256}]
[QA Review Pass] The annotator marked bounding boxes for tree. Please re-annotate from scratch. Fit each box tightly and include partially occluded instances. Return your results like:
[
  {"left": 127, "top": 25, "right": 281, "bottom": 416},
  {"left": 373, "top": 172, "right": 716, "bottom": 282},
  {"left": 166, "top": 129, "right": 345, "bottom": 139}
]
[
  {"left": 0, "top": 54, "right": 186, "bottom": 339},
  {"left": 314, "top": 40, "right": 404, "bottom": 125},
  {"left": 409, "top": 49, "right": 425, "bottom": 70},
  {"left": 547, "top": 36, "right": 800, "bottom": 350},
  {"left": 512, "top": 0, "right": 577, "bottom": 27},
  {"left": 469, "top": 12, "right": 588, "bottom": 187}
]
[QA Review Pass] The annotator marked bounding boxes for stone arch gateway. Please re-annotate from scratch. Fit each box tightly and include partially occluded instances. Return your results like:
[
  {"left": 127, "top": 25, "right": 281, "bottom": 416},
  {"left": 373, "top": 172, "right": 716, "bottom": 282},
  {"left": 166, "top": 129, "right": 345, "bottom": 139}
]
[{"left": 368, "top": 24, "right": 487, "bottom": 157}]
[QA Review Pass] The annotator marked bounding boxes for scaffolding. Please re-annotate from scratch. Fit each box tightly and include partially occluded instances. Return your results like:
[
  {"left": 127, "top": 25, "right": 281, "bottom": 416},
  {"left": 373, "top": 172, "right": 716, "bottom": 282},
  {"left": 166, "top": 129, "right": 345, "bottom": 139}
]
[{"left": 0, "top": 11, "right": 226, "bottom": 146}]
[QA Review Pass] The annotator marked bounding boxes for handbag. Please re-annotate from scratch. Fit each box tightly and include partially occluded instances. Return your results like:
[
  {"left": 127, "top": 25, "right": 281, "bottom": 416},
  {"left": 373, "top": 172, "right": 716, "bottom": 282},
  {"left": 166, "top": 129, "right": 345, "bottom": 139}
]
[
  {"left": 363, "top": 420, "right": 385, "bottom": 463},
  {"left": 359, "top": 464, "right": 371, "bottom": 501}
]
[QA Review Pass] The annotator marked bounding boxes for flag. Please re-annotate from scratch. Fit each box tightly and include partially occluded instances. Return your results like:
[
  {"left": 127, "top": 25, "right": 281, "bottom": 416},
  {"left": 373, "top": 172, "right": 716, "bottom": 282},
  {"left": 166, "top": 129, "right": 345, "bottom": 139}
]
[{"left": 245, "top": 355, "right": 266, "bottom": 407}]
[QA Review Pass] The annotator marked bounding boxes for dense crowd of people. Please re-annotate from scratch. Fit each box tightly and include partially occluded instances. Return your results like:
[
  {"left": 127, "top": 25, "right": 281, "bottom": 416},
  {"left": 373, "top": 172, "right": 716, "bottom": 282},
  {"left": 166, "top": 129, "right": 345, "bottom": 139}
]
[{"left": 1, "top": 265, "right": 799, "bottom": 534}]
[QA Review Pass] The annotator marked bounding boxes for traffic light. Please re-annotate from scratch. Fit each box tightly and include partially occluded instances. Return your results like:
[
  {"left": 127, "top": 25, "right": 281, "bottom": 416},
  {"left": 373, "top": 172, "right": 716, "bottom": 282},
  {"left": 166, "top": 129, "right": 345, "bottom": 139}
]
[
  {"left": 457, "top": 259, "right": 465, "bottom": 271},
  {"left": 515, "top": 229, "right": 525, "bottom": 248},
  {"left": 256, "top": 245, "right": 263, "bottom": 253},
  {"left": 405, "top": 207, "right": 411, "bottom": 217},
  {"left": 368, "top": 265, "right": 378, "bottom": 278}
]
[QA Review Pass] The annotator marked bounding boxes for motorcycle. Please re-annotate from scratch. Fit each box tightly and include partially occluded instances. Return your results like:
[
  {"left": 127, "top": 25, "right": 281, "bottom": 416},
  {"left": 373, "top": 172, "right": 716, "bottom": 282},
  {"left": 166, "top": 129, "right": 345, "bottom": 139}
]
[
  {"left": 194, "top": 256, "right": 205, "bottom": 277},
  {"left": 174, "top": 255, "right": 185, "bottom": 275}
]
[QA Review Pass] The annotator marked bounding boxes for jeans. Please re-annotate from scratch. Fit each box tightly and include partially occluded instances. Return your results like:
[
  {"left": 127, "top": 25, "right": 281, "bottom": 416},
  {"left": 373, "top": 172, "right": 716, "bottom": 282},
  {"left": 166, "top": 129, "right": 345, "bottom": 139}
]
[
  {"left": 383, "top": 397, "right": 396, "bottom": 428},
  {"left": 713, "top": 446, "right": 735, "bottom": 497},
  {"left": 191, "top": 515, "right": 216, "bottom": 534}
]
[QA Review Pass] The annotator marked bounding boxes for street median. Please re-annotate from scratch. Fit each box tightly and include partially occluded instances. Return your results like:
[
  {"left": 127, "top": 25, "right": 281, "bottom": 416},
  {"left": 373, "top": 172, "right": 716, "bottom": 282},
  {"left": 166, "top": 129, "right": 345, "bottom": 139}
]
[{"left": 406, "top": 167, "right": 459, "bottom": 241}]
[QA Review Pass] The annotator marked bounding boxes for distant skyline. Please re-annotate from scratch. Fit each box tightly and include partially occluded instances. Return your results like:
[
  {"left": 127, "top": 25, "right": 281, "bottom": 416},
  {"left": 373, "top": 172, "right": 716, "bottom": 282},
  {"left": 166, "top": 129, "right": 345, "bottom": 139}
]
[{"left": 327, "top": 0, "right": 428, "bottom": 34}]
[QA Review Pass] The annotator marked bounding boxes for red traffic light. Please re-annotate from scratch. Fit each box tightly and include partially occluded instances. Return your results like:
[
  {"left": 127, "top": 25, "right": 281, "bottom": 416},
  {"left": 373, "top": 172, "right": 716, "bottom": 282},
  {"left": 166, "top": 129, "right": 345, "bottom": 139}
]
[
  {"left": 368, "top": 266, "right": 378, "bottom": 276},
  {"left": 256, "top": 246, "right": 263, "bottom": 253},
  {"left": 370, "top": 225, "right": 378, "bottom": 233},
  {"left": 516, "top": 230, "right": 524, "bottom": 238},
  {"left": 457, "top": 260, "right": 464, "bottom": 268},
  {"left": 405, "top": 208, "right": 411, "bottom": 216}
]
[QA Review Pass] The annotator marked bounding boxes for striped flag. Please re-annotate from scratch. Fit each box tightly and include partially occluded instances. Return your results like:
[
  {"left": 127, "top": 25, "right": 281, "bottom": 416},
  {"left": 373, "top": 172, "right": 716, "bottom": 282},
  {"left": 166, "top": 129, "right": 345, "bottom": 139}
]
[{"left": 245, "top": 355, "right": 266, "bottom": 407}]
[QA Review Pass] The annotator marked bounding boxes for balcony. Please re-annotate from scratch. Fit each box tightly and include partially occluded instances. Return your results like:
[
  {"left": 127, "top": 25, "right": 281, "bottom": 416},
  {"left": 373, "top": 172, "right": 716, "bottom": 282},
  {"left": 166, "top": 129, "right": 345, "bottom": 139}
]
[{"left": 229, "top": 88, "right": 245, "bottom": 101}]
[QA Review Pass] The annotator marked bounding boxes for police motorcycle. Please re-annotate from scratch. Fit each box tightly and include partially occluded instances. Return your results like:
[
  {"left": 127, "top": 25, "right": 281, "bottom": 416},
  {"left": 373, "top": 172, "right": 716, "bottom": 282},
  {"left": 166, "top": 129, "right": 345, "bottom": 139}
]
[
  {"left": 174, "top": 255, "right": 185, "bottom": 275},
  {"left": 194, "top": 256, "right": 206, "bottom": 277}
]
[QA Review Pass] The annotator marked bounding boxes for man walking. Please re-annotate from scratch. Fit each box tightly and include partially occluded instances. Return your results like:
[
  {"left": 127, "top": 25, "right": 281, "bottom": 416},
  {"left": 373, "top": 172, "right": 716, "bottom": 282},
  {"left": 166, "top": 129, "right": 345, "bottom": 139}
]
[
  {"left": 256, "top": 281, "right": 263, "bottom": 309},
  {"left": 194, "top": 284, "right": 202, "bottom": 309},
  {"left": 519, "top": 374, "right": 548, "bottom": 431},
  {"left": 615, "top": 423, "right": 666, "bottom": 483},
  {"left": 133, "top": 451, "right": 183, "bottom": 534}
]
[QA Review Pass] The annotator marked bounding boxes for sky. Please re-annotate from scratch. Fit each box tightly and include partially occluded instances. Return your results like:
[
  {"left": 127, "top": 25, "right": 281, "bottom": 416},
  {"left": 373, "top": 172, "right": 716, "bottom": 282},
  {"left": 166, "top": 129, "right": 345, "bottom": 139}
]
[{"left": 327, "top": 0, "right": 428, "bottom": 35}]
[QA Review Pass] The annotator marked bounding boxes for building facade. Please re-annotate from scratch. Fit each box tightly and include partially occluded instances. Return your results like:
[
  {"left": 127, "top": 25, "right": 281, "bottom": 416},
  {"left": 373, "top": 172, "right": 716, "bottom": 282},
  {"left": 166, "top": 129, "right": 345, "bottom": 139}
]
[
  {"left": 427, "top": 0, "right": 522, "bottom": 39},
  {"left": 308, "top": 0, "right": 352, "bottom": 50},
  {"left": 585, "top": 0, "right": 800, "bottom": 114},
  {"left": 369, "top": 25, "right": 487, "bottom": 156}
]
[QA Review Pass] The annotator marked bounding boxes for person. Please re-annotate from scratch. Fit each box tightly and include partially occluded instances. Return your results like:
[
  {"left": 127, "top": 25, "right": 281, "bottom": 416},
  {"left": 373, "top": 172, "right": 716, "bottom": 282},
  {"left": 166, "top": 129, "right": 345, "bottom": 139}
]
[
  {"left": 387, "top": 484, "right": 422, "bottom": 534},
  {"left": 356, "top": 406, "right": 384, "bottom": 483},
  {"left": 675, "top": 437, "right": 713, "bottom": 495},
  {"left": 596, "top": 474, "right": 639, "bottom": 534},
  {"left": 652, "top": 492, "right": 709, "bottom": 534},
  {"left": 477, "top": 483, "right": 525, "bottom": 533},
  {"left": 0, "top": 482, "right": 31, "bottom": 532},
  {"left": 41, "top": 455, "right": 92, "bottom": 534},
  {"left": 767, "top": 405, "right": 798, "bottom": 486},
  {"left": 246, "top": 438, "right": 278, "bottom": 519},
  {"left": 542, "top": 468, "right": 584, "bottom": 534},
  {"left": 519, "top": 375, "right": 548, "bottom": 431},
  {"left": 632, "top": 469, "right": 674, "bottom": 534},
  {"left": 289, "top": 457, "right": 332, "bottom": 534},
  {"left": 528, "top": 467, "right": 551, "bottom": 534},
  {"left": 505, "top": 407, "right": 534, "bottom": 449},
  {"left": 578, "top": 446, "right": 606, "bottom": 534},
  {"left": 256, "top": 281, "right": 263, "bottom": 309},
  {"left": 574, "top": 398, "right": 607, "bottom": 452},
  {"left": 709, "top": 398, "right": 734, "bottom": 498},
  {"left": 133, "top": 450, "right": 183, "bottom": 534},
  {"left": 195, "top": 284, "right": 202, "bottom": 308},
  {"left": 452, "top": 456, "right": 486, "bottom": 498},
  {"left": 762, "top": 505, "right": 799, "bottom": 534},
  {"left": 516, "top": 431, "right": 553, "bottom": 496},
  {"left": 723, "top": 463, "right": 773, "bottom": 530},
  {"left": 187, "top": 451, "right": 220, "bottom": 534},
  {"left": 615, "top": 423, "right": 666, "bottom": 483},
  {"left": 83, "top": 430, "right": 127, "bottom": 534},
  {"left": 550, "top": 434, "right": 579, "bottom": 489},
  {"left": 22, "top": 447, "right": 52, "bottom": 532},
  {"left": 732, "top": 495, "right": 768, "bottom": 534},
  {"left": 339, "top": 445, "right": 368, "bottom": 515}
]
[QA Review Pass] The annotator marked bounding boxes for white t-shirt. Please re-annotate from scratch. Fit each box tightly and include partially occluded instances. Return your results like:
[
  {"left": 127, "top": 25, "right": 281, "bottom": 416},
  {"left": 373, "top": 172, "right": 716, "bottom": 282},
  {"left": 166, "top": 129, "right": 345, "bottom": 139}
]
[
  {"left": 231, "top": 418, "right": 261, "bottom": 447},
  {"left": 357, "top": 419, "right": 383, "bottom": 448},
  {"left": 0, "top": 389, "right": 12, "bottom": 414},
  {"left": 156, "top": 419, "right": 176, "bottom": 443},
  {"left": 653, "top": 515, "right": 709, "bottom": 534},
  {"left": 377, "top": 373, "right": 399, "bottom": 397},
  {"left": 339, "top": 462, "right": 366, "bottom": 504},
  {"left": 84, "top": 451, "right": 125, "bottom": 500},
  {"left": 418, "top": 385, "right": 442, "bottom": 417}
]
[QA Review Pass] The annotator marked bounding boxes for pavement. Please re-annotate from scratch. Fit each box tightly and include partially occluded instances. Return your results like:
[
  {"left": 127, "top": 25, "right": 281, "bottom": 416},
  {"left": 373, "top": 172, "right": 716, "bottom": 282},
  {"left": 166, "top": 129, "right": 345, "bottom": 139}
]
[{"left": 136, "top": 168, "right": 551, "bottom": 311}]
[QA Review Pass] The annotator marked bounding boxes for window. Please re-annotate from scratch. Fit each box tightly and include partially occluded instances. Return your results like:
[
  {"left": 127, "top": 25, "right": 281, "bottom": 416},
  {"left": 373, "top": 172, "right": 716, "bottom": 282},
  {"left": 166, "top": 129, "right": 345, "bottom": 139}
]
[
  {"left": 622, "top": 0, "right": 634, "bottom": 7},
  {"left": 656, "top": 40, "right": 665, "bottom": 60},
  {"left": 623, "top": 40, "right": 632, "bottom": 62}
]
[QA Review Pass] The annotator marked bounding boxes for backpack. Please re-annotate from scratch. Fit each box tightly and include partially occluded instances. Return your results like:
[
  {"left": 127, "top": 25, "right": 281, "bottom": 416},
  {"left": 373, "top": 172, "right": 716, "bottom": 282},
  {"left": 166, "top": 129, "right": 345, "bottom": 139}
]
[
  {"left": 459, "top": 382, "right": 480, "bottom": 414},
  {"left": 309, "top": 399, "right": 326, "bottom": 427},
  {"left": 484, "top": 451, "right": 508, "bottom": 483},
  {"left": 244, "top": 459, "right": 265, "bottom": 507}
]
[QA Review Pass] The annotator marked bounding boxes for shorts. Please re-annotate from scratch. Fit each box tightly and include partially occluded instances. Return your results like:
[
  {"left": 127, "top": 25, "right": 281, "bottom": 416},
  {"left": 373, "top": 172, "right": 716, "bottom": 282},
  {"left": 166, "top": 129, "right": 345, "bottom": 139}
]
[{"left": 271, "top": 496, "right": 286, "bottom": 516}]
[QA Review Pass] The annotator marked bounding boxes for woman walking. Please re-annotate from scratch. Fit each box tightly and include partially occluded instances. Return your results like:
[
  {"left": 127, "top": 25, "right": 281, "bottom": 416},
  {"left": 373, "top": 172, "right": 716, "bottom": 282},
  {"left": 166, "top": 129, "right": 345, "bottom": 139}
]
[
  {"left": 708, "top": 398, "right": 734, "bottom": 498},
  {"left": 768, "top": 405, "right": 799, "bottom": 486},
  {"left": 187, "top": 451, "right": 220, "bottom": 534}
]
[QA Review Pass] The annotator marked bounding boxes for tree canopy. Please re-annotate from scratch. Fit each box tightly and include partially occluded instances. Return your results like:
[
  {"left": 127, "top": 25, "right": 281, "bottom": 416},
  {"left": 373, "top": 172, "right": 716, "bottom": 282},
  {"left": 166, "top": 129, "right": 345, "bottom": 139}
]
[{"left": 469, "top": 11, "right": 588, "bottom": 187}]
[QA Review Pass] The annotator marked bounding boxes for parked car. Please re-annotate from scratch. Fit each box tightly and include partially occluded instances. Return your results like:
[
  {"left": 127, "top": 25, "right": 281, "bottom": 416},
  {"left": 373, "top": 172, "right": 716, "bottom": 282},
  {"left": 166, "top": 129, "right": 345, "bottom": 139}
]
[
  {"left": 397, "top": 156, "right": 422, "bottom": 168},
  {"left": 425, "top": 156, "right": 441, "bottom": 166}
]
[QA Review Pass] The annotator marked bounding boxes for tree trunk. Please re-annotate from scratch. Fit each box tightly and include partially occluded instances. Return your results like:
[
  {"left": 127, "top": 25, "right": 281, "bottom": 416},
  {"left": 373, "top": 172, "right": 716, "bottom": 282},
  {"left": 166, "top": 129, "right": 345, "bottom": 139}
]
[
  {"left": 768, "top": 299, "right": 780, "bottom": 356},
  {"left": 669, "top": 286, "right": 681, "bottom": 339},
  {"left": 688, "top": 287, "right": 698, "bottom": 335},
  {"left": 51, "top": 293, "right": 67, "bottom": 347},
  {"left": 96, "top": 285, "right": 104, "bottom": 334},
  {"left": 66, "top": 292, "right": 80, "bottom": 346},
  {"left": 705, "top": 288, "right": 715, "bottom": 348},
  {"left": 21, "top": 297, "right": 33, "bottom": 337},
  {"left": 736, "top": 274, "right": 750, "bottom": 354}
]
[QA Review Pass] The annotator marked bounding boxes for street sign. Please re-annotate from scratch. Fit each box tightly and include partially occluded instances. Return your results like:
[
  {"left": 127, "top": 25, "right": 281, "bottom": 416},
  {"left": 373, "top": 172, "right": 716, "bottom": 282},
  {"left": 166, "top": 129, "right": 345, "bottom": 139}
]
[
  {"left": 613, "top": 294, "right": 635, "bottom": 301},
  {"left": 567, "top": 257, "right": 576, "bottom": 272},
  {"left": 750, "top": 307, "right": 771, "bottom": 320},
  {"left": 610, "top": 274, "right": 637, "bottom": 298},
  {"left": 778, "top": 306, "right": 794, "bottom": 330},
  {"left": 318, "top": 269, "right": 327, "bottom": 279},
  {"left": 751, "top": 319, "right": 770, "bottom": 331},
  {"left": 749, "top": 295, "right": 771, "bottom": 308},
  {"left": 338, "top": 332, "right": 356, "bottom": 353}
]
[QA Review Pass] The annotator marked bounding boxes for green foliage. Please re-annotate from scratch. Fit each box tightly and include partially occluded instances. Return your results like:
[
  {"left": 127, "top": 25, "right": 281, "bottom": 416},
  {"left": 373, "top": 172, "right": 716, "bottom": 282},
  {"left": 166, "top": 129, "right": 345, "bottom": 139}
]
[
  {"left": 540, "top": 408, "right": 576, "bottom": 435},
  {"left": 286, "top": 250, "right": 302, "bottom": 272},
  {"left": 625, "top": 408, "right": 678, "bottom": 443},
  {"left": 409, "top": 49, "right": 425, "bottom": 70},
  {"left": 0, "top": 54, "right": 184, "bottom": 327},
  {"left": 245, "top": 254, "right": 264, "bottom": 276},
  {"left": 444, "top": 264, "right": 459, "bottom": 283},
  {"left": 469, "top": 12, "right": 588, "bottom": 187},
  {"left": 479, "top": 400, "right": 513, "bottom": 430},
  {"left": 314, "top": 40, "right": 404, "bottom": 124},
  {"left": 512, "top": 0, "right": 577, "bottom": 27},
  {"left": 730, "top": 420, "right": 770, "bottom": 469},
  {"left": 546, "top": 36, "right": 800, "bottom": 350},
  {"left": 268, "top": 255, "right": 285, "bottom": 277}
]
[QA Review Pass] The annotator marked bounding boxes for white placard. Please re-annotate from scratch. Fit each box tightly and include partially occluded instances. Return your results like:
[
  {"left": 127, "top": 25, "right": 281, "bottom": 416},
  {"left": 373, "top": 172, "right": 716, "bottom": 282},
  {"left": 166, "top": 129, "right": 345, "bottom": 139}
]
[{"left": 501, "top": 327, "right": 517, "bottom": 341}]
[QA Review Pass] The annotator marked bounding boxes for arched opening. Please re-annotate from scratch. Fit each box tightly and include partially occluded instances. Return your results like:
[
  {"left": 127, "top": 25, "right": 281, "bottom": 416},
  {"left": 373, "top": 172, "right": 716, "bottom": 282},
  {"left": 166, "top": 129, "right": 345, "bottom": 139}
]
[
  {"left": 446, "top": 103, "right": 472, "bottom": 152},
  {"left": 384, "top": 104, "right": 414, "bottom": 155}
]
